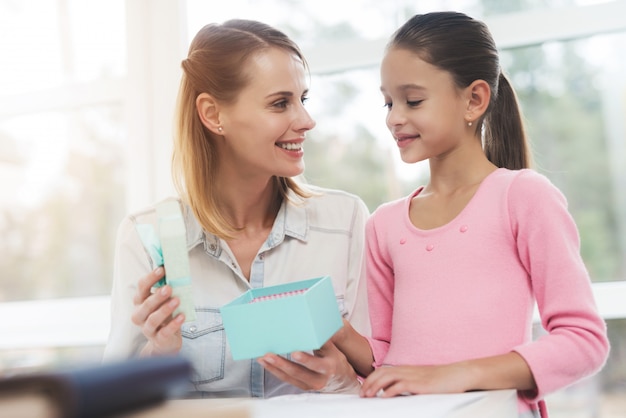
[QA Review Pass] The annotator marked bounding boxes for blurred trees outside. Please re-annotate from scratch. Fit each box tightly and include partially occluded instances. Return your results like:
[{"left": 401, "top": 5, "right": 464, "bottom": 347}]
[{"left": 0, "top": 107, "right": 125, "bottom": 302}]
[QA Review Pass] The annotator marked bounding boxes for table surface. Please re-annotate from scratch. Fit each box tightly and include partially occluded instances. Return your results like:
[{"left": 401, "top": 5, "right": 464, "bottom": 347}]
[{"left": 122, "top": 390, "right": 519, "bottom": 418}]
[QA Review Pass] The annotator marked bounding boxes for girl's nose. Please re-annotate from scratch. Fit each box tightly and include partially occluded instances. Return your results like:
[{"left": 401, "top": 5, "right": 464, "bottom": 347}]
[{"left": 386, "top": 106, "right": 405, "bottom": 129}]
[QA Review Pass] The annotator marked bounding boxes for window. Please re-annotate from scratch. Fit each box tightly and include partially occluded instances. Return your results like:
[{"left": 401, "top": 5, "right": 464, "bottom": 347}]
[
  {"left": 0, "top": 0, "right": 127, "bottom": 372},
  {"left": 502, "top": 32, "right": 626, "bottom": 284},
  {"left": 0, "top": 0, "right": 126, "bottom": 303}
]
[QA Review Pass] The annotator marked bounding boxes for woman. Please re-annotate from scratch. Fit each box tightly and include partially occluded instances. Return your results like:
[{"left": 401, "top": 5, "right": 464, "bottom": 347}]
[{"left": 104, "top": 19, "right": 369, "bottom": 398}]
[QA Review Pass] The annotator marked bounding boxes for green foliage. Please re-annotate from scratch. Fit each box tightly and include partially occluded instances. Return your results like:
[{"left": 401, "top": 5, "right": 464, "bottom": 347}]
[{"left": 303, "top": 124, "right": 393, "bottom": 212}]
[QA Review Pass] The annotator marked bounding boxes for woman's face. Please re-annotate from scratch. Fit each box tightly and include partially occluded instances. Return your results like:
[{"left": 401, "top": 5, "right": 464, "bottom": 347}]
[
  {"left": 380, "top": 47, "right": 469, "bottom": 164},
  {"left": 218, "top": 47, "right": 315, "bottom": 179}
]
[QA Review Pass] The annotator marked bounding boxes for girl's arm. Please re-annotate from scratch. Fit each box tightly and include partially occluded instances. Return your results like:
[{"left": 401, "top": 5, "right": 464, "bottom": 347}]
[
  {"left": 510, "top": 171, "right": 609, "bottom": 399},
  {"left": 331, "top": 319, "right": 375, "bottom": 377},
  {"left": 360, "top": 351, "right": 536, "bottom": 398},
  {"left": 461, "top": 351, "right": 536, "bottom": 392}
]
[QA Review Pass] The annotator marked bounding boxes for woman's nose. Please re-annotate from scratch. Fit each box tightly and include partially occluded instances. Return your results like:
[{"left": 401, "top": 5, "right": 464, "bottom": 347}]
[{"left": 296, "top": 105, "right": 316, "bottom": 132}]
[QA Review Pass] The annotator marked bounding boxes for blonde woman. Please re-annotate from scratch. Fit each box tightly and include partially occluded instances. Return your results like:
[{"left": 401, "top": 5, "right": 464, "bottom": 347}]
[{"left": 104, "top": 20, "right": 369, "bottom": 398}]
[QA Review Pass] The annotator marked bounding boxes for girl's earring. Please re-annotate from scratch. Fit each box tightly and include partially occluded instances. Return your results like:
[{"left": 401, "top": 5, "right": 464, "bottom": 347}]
[
  {"left": 218, "top": 126, "right": 223, "bottom": 132},
  {"left": 467, "top": 120, "right": 473, "bottom": 127}
]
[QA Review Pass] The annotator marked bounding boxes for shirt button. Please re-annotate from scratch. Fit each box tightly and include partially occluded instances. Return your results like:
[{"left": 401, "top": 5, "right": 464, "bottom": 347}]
[
  {"left": 189, "top": 325, "right": 197, "bottom": 333},
  {"left": 426, "top": 244, "right": 434, "bottom": 251},
  {"left": 400, "top": 238, "right": 406, "bottom": 245},
  {"left": 460, "top": 225, "right": 468, "bottom": 233},
  {"left": 259, "top": 253, "right": 265, "bottom": 260},
  {"left": 209, "top": 243, "right": 217, "bottom": 251}
]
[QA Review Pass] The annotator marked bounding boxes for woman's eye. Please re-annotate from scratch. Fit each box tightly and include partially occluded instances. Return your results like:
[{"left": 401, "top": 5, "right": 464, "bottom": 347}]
[
  {"left": 383, "top": 102, "right": 392, "bottom": 109},
  {"left": 407, "top": 100, "right": 423, "bottom": 107},
  {"left": 273, "top": 100, "right": 288, "bottom": 109},
  {"left": 301, "top": 96, "right": 309, "bottom": 105}
]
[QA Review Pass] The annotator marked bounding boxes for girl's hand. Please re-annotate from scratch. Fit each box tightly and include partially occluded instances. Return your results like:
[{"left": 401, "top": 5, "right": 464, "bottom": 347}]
[
  {"left": 131, "top": 267, "right": 185, "bottom": 356},
  {"left": 359, "top": 363, "right": 472, "bottom": 398}
]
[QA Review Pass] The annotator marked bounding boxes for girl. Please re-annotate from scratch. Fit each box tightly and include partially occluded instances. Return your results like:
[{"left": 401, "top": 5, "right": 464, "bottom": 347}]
[
  {"left": 104, "top": 20, "right": 370, "bottom": 398},
  {"left": 333, "top": 11, "right": 609, "bottom": 418}
]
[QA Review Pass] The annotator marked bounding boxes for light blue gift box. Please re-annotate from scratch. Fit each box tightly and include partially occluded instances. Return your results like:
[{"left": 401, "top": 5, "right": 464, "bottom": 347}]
[{"left": 220, "top": 276, "right": 343, "bottom": 361}]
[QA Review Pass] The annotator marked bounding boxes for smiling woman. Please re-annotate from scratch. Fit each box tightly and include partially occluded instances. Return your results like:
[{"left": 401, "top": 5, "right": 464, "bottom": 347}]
[
  {"left": 192, "top": 47, "right": 313, "bottom": 188},
  {"left": 103, "top": 17, "right": 371, "bottom": 398}
]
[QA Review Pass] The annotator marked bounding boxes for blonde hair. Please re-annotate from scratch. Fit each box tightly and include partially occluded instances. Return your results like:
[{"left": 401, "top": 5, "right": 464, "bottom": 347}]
[{"left": 172, "top": 19, "right": 310, "bottom": 239}]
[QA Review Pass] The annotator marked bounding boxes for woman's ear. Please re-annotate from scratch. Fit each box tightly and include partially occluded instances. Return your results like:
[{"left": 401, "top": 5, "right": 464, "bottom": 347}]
[
  {"left": 465, "top": 79, "right": 490, "bottom": 123},
  {"left": 196, "top": 93, "right": 224, "bottom": 135}
]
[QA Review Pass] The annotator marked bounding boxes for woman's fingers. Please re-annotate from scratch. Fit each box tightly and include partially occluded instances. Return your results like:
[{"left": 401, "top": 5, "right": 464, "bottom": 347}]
[
  {"left": 129, "top": 267, "right": 185, "bottom": 355},
  {"left": 131, "top": 284, "right": 172, "bottom": 326},
  {"left": 133, "top": 267, "right": 166, "bottom": 305},
  {"left": 142, "top": 295, "right": 180, "bottom": 338},
  {"left": 258, "top": 341, "right": 360, "bottom": 393},
  {"left": 258, "top": 353, "right": 326, "bottom": 390}
]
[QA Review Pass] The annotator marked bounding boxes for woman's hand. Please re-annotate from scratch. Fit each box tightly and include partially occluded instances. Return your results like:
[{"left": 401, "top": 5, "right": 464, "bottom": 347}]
[
  {"left": 258, "top": 340, "right": 362, "bottom": 394},
  {"left": 131, "top": 267, "right": 185, "bottom": 356},
  {"left": 359, "top": 363, "right": 472, "bottom": 398}
]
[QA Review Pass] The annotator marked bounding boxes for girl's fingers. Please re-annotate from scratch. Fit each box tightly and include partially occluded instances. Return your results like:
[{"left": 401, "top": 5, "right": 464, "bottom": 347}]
[
  {"left": 377, "top": 381, "right": 404, "bottom": 398},
  {"left": 361, "top": 369, "right": 394, "bottom": 397}
]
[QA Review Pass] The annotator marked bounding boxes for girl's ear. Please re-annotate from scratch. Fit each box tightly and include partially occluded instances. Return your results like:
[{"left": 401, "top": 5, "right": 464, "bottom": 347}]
[
  {"left": 465, "top": 79, "right": 491, "bottom": 123},
  {"left": 196, "top": 93, "right": 224, "bottom": 135}
]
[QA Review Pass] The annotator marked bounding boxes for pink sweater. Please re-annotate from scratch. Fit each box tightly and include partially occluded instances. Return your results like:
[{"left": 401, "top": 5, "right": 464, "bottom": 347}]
[{"left": 365, "top": 168, "right": 609, "bottom": 414}]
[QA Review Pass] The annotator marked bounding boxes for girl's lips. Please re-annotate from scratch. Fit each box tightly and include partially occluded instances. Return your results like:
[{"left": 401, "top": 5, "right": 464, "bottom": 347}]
[{"left": 394, "top": 134, "right": 419, "bottom": 148}]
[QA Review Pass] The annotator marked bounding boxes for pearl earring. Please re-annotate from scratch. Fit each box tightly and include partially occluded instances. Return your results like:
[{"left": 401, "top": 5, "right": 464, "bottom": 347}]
[
  {"left": 218, "top": 127, "right": 223, "bottom": 132},
  {"left": 467, "top": 121, "right": 473, "bottom": 127}
]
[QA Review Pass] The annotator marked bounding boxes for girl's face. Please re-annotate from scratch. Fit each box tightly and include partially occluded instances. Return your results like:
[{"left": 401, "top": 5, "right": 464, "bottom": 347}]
[
  {"left": 219, "top": 47, "right": 315, "bottom": 179},
  {"left": 380, "top": 47, "right": 469, "bottom": 164}
]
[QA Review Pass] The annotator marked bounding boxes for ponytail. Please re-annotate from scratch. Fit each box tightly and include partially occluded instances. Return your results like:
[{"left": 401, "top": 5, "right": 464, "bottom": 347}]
[{"left": 484, "top": 73, "right": 531, "bottom": 169}]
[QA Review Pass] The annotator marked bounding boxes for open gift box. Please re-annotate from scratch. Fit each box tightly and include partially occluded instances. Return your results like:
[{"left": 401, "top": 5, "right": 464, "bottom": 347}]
[{"left": 220, "top": 276, "right": 343, "bottom": 360}]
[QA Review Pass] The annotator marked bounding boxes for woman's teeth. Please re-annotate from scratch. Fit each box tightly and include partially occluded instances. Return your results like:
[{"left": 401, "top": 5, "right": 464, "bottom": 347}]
[{"left": 278, "top": 142, "right": 301, "bottom": 150}]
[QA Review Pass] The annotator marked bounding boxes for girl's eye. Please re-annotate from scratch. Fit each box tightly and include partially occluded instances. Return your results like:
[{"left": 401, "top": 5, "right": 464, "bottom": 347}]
[
  {"left": 407, "top": 100, "right": 423, "bottom": 107},
  {"left": 301, "top": 96, "right": 309, "bottom": 105},
  {"left": 383, "top": 102, "right": 392, "bottom": 110}
]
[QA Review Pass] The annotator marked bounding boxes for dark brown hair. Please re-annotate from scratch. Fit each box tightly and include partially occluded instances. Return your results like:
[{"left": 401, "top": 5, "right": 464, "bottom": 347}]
[
  {"left": 172, "top": 19, "right": 310, "bottom": 238},
  {"left": 388, "top": 12, "right": 531, "bottom": 169}
]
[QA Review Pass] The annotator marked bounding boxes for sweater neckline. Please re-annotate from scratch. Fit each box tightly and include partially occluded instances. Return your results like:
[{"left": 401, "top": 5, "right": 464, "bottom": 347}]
[{"left": 403, "top": 167, "right": 506, "bottom": 234}]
